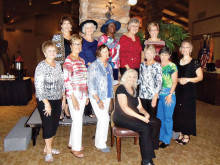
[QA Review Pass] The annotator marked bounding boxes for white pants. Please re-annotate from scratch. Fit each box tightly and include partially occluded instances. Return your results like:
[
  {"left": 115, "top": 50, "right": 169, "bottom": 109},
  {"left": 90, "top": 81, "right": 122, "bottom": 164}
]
[
  {"left": 90, "top": 98, "right": 110, "bottom": 149},
  {"left": 67, "top": 97, "right": 86, "bottom": 151}
]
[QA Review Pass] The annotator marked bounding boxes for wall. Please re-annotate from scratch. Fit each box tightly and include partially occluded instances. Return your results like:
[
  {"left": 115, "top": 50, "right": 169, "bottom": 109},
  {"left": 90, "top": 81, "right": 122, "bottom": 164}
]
[
  {"left": 3, "top": 14, "right": 65, "bottom": 75},
  {"left": 189, "top": 0, "right": 220, "bottom": 61}
]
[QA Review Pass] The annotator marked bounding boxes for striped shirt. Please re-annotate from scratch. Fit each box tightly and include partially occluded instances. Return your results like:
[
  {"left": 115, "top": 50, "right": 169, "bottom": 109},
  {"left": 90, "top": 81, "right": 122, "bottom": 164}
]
[{"left": 63, "top": 55, "right": 88, "bottom": 99}]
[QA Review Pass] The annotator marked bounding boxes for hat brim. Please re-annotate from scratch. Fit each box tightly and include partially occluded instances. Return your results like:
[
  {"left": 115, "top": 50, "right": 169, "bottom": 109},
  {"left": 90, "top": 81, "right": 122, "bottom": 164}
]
[
  {"left": 79, "top": 20, "right": 98, "bottom": 33},
  {"left": 100, "top": 19, "right": 121, "bottom": 33}
]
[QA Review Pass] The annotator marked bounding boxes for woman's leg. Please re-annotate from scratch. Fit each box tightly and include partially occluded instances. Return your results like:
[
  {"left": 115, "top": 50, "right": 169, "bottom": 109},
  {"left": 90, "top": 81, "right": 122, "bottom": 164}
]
[
  {"left": 157, "top": 96, "right": 165, "bottom": 142},
  {"left": 90, "top": 98, "right": 110, "bottom": 149},
  {"left": 67, "top": 97, "right": 86, "bottom": 151}
]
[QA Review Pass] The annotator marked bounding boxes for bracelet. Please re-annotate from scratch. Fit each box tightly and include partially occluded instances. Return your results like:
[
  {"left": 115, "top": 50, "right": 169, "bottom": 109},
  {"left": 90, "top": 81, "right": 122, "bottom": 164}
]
[
  {"left": 97, "top": 99, "right": 101, "bottom": 104},
  {"left": 169, "top": 93, "right": 172, "bottom": 96}
]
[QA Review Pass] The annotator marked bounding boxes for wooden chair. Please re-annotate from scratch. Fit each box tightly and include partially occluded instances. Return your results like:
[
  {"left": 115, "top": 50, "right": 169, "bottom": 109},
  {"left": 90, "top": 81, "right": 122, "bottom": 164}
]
[{"left": 111, "top": 112, "right": 139, "bottom": 162}]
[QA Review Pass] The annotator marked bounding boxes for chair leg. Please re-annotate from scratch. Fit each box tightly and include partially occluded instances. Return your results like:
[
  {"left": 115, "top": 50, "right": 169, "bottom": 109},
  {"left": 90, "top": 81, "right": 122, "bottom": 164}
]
[
  {"left": 134, "top": 137, "right": 138, "bottom": 145},
  {"left": 111, "top": 127, "right": 114, "bottom": 147},
  {"left": 116, "top": 137, "right": 121, "bottom": 162}
]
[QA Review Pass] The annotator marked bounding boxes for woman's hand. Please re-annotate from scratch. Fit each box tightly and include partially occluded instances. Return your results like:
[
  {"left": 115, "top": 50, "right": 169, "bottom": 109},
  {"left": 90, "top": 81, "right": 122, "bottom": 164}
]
[
  {"left": 98, "top": 100, "right": 104, "bottom": 110},
  {"left": 151, "top": 97, "right": 157, "bottom": 108},
  {"left": 141, "top": 115, "right": 150, "bottom": 123},
  {"left": 72, "top": 98, "right": 80, "bottom": 110},
  {"left": 179, "top": 78, "right": 189, "bottom": 85},
  {"left": 165, "top": 94, "right": 173, "bottom": 106},
  {"left": 43, "top": 104, "right": 51, "bottom": 117},
  {"left": 125, "top": 64, "right": 130, "bottom": 70},
  {"left": 86, "top": 98, "right": 89, "bottom": 105}
]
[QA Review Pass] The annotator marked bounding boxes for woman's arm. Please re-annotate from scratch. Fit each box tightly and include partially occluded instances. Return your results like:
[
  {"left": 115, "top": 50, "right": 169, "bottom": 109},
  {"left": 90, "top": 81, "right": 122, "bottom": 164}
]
[
  {"left": 137, "top": 98, "right": 150, "bottom": 120},
  {"left": 165, "top": 71, "right": 178, "bottom": 106},
  {"left": 152, "top": 64, "right": 162, "bottom": 107},
  {"left": 179, "top": 67, "right": 203, "bottom": 85},
  {"left": 118, "top": 94, "right": 149, "bottom": 123}
]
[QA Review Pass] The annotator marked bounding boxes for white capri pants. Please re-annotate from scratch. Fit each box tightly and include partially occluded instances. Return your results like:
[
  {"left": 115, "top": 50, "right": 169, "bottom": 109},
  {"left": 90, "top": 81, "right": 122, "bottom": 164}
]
[
  {"left": 90, "top": 98, "right": 110, "bottom": 149},
  {"left": 67, "top": 96, "right": 86, "bottom": 151}
]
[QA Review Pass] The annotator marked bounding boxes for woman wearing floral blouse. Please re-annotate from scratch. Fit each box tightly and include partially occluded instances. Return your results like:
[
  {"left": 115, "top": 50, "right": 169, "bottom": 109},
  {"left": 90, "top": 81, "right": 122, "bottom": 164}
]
[
  {"left": 157, "top": 46, "right": 178, "bottom": 148},
  {"left": 63, "top": 34, "right": 89, "bottom": 158},
  {"left": 34, "top": 40, "right": 66, "bottom": 163},
  {"left": 87, "top": 44, "right": 114, "bottom": 153},
  {"left": 139, "top": 45, "right": 162, "bottom": 149}
]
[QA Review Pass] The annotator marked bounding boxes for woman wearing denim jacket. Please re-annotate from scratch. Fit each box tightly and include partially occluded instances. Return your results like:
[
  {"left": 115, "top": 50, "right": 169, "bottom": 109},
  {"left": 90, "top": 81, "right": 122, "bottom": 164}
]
[{"left": 87, "top": 44, "right": 114, "bottom": 152}]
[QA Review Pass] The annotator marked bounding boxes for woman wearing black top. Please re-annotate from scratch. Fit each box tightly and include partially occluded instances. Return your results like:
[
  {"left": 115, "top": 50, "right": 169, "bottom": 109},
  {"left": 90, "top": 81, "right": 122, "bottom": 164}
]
[{"left": 113, "top": 69, "right": 160, "bottom": 165}]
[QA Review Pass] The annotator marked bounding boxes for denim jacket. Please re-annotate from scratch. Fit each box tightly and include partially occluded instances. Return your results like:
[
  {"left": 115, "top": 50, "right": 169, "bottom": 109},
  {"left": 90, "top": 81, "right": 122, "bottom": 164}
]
[{"left": 87, "top": 58, "right": 114, "bottom": 100}]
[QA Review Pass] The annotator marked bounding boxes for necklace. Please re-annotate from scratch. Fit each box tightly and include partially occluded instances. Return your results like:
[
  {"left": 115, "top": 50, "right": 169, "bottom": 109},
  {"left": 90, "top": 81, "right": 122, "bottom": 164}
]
[{"left": 180, "top": 57, "right": 192, "bottom": 65}]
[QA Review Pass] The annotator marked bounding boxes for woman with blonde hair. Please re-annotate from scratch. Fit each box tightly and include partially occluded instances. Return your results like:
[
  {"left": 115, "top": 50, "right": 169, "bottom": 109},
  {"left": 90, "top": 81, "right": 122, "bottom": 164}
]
[
  {"left": 143, "top": 22, "right": 165, "bottom": 63},
  {"left": 113, "top": 69, "right": 160, "bottom": 165},
  {"left": 173, "top": 40, "right": 203, "bottom": 145}
]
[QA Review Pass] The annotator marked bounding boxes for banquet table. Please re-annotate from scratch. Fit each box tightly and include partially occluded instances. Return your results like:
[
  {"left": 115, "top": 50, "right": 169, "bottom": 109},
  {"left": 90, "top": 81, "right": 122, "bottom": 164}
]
[{"left": 0, "top": 77, "right": 32, "bottom": 106}]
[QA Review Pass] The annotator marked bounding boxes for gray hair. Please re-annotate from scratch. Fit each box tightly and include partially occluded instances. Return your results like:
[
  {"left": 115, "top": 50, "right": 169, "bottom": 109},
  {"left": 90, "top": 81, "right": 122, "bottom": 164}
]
[
  {"left": 127, "top": 17, "right": 140, "bottom": 29},
  {"left": 179, "top": 40, "right": 193, "bottom": 54},
  {"left": 82, "top": 23, "right": 96, "bottom": 34},
  {"left": 120, "top": 69, "right": 138, "bottom": 90}
]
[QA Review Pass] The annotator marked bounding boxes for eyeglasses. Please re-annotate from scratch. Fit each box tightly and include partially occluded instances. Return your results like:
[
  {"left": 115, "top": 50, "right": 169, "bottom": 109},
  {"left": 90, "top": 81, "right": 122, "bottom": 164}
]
[{"left": 73, "top": 43, "right": 82, "bottom": 46}]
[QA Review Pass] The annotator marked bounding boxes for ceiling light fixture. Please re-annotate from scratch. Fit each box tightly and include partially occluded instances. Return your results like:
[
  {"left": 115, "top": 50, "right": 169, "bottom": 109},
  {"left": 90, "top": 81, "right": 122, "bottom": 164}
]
[{"left": 129, "top": 0, "right": 137, "bottom": 6}]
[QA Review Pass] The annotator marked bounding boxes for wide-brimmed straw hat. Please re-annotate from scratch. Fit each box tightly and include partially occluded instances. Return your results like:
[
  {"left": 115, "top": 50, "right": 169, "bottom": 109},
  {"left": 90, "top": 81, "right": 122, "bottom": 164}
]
[{"left": 100, "top": 19, "right": 121, "bottom": 33}]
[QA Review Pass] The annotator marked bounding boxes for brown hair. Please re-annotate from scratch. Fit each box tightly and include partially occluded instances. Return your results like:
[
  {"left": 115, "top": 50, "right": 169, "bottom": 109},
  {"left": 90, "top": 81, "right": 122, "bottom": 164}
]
[
  {"left": 60, "top": 16, "right": 73, "bottom": 26},
  {"left": 179, "top": 40, "right": 193, "bottom": 54},
  {"left": 96, "top": 44, "right": 109, "bottom": 58},
  {"left": 147, "top": 22, "right": 159, "bottom": 31},
  {"left": 42, "top": 40, "right": 57, "bottom": 54},
  {"left": 70, "top": 34, "right": 82, "bottom": 45}
]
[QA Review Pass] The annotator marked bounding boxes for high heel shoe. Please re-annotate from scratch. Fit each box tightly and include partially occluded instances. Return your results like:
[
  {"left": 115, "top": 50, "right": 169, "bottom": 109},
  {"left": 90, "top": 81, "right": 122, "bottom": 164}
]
[
  {"left": 64, "top": 112, "right": 71, "bottom": 119},
  {"left": 179, "top": 136, "right": 190, "bottom": 145}
]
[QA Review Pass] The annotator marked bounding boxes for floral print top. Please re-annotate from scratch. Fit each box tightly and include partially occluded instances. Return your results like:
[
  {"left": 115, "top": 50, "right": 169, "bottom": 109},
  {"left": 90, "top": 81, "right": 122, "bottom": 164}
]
[
  {"left": 139, "top": 62, "right": 162, "bottom": 100},
  {"left": 159, "top": 62, "right": 177, "bottom": 96},
  {"left": 63, "top": 55, "right": 88, "bottom": 99}
]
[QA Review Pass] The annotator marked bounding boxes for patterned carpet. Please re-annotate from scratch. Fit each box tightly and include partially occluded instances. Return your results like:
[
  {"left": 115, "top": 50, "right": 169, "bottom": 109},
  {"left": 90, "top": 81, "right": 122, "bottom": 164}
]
[{"left": 0, "top": 95, "right": 220, "bottom": 165}]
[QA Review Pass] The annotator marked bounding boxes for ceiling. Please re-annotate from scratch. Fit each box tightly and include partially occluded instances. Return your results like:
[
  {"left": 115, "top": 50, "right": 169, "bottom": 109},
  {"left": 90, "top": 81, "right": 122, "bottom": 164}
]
[
  {"left": 130, "top": 0, "right": 189, "bottom": 30},
  {"left": 3, "top": 0, "right": 189, "bottom": 29}
]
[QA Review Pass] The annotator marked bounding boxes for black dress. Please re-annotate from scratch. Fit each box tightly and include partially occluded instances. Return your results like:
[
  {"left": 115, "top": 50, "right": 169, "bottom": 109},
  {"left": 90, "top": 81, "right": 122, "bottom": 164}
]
[
  {"left": 113, "top": 85, "right": 160, "bottom": 163},
  {"left": 173, "top": 59, "right": 200, "bottom": 136}
]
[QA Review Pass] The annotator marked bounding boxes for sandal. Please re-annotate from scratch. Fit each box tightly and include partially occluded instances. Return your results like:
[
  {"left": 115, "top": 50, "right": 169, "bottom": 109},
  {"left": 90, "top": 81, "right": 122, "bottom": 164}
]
[
  {"left": 45, "top": 153, "right": 54, "bottom": 163},
  {"left": 68, "top": 145, "right": 84, "bottom": 151},
  {"left": 70, "top": 150, "right": 84, "bottom": 158},
  {"left": 43, "top": 148, "right": 60, "bottom": 155},
  {"left": 179, "top": 136, "right": 190, "bottom": 145},
  {"left": 175, "top": 134, "right": 183, "bottom": 144}
]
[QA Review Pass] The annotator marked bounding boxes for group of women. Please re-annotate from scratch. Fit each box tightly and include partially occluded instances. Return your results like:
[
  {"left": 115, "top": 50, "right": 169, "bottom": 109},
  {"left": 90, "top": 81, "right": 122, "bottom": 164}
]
[{"left": 34, "top": 16, "right": 203, "bottom": 164}]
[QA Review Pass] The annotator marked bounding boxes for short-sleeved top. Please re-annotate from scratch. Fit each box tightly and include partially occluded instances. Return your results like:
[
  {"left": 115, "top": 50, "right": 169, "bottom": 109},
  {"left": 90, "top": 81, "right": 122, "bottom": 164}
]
[
  {"left": 114, "top": 85, "right": 139, "bottom": 117},
  {"left": 119, "top": 35, "right": 142, "bottom": 69},
  {"left": 160, "top": 62, "right": 178, "bottom": 96}
]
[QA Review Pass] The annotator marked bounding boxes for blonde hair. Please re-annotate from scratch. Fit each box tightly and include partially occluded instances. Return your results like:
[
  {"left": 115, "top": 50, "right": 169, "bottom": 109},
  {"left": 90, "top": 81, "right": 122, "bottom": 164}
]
[
  {"left": 70, "top": 34, "right": 82, "bottom": 45},
  {"left": 147, "top": 22, "right": 159, "bottom": 31},
  {"left": 179, "top": 40, "right": 193, "bottom": 54},
  {"left": 82, "top": 23, "right": 96, "bottom": 34},
  {"left": 120, "top": 69, "right": 138, "bottom": 90},
  {"left": 144, "top": 45, "right": 156, "bottom": 54},
  {"left": 42, "top": 40, "right": 57, "bottom": 54}
]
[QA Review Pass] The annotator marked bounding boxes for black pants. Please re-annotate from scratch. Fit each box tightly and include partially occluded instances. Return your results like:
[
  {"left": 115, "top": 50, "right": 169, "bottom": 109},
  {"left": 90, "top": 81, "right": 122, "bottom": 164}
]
[
  {"left": 37, "top": 99, "right": 62, "bottom": 139},
  {"left": 113, "top": 113, "right": 160, "bottom": 163},
  {"left": 140, "top": 98, "right": 161, "bottom": 149}
]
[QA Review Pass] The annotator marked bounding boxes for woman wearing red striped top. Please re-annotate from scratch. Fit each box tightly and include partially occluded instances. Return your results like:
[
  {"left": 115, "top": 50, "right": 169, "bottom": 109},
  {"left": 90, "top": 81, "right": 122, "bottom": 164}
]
[{"left": 63, "top": 34, "right": 89, "bottom": 158}]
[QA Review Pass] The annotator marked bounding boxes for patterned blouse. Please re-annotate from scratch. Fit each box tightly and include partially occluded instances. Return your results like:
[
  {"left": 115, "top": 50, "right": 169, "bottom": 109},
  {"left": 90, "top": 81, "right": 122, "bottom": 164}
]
[
  {"left": 63, "top": 55, "right": 88, "bottom": 99},
  {"left": 34, "top": 60, "right": 65, "bottom": 101},
  {"left": 87, "top": 58, "right": 114, "bottom": 100},
  {"left": 139, "top": 62, "right": 162, "bottom": 100},
  {"left": 160, "top": 62, "right": 178, "bottom": 96},
  {"left": 98, "top": 34, "right": 120, "bottom": 69}
]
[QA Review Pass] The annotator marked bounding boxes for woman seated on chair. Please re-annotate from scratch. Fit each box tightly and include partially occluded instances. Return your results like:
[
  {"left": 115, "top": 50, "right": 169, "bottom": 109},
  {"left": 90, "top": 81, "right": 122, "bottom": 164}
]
[{"left": 113, "top": 69, "right": 160, "bottom": 165}]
